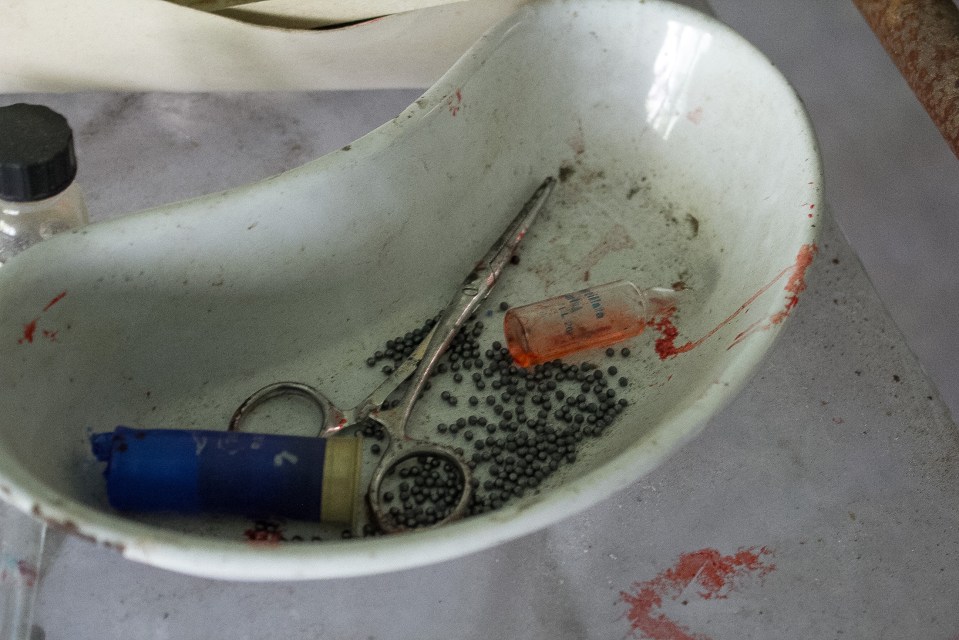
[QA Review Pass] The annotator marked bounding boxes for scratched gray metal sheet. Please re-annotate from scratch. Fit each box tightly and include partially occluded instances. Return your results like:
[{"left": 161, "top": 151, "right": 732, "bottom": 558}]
[{"left": 6, "top": 44, "right": 959, "bottom": 636}]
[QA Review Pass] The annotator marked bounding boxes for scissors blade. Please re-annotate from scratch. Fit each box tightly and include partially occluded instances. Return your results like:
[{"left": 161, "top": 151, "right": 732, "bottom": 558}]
[
  {"left": 371, "top": 176, "right": 555, "bottom": 434},
  {"left": 468, "top": 176, "right": 556, "bottom": 297},
  {"left": 349, "top": 324, "right": 438, "bottom": 423}
]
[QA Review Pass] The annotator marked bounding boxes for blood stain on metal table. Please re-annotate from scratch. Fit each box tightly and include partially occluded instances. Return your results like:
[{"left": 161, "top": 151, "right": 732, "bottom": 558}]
[{"left": 619, "top": 546, "right": 776, "bottom": 640}]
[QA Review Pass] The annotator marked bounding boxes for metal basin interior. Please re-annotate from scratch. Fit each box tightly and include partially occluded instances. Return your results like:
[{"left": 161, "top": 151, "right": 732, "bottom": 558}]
[{"left": 0, "top": 0, "right": 821, "bottom": 579}]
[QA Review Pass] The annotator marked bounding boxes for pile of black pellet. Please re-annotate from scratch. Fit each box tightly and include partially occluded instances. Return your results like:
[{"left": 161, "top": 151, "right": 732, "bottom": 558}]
[
  {"left": 364, "top": 315, "right": 440, "bottom": 375},
  {"left": 361, "top": 311, "right": 632, "bottom": 533},
  {"left": 376, "top": 454, "right": 466, "bottom": 530}
]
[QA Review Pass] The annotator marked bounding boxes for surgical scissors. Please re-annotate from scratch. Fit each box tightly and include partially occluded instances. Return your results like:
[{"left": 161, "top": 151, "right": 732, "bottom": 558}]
[{"left": 229, "top": 177, "right": 555, "bottom": 532}]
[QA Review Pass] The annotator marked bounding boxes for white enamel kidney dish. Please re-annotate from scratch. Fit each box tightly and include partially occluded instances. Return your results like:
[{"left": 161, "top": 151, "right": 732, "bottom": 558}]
[{"left": 0, "top": 0, "right": 822, "bottom": 580}]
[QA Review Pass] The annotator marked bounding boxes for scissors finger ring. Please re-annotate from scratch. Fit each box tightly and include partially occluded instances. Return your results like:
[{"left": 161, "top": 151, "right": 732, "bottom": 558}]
[{"left": 229, "top": 178, "right": 555, "bottom": 533}]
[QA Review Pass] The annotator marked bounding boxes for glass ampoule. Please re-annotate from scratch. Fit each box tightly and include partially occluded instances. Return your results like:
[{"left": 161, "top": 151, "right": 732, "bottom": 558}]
[{"left": 503, "top": 280, "right": 679, "bottom": 367}]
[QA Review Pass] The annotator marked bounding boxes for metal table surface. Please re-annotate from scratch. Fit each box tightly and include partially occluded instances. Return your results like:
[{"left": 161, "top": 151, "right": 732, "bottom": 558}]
[{"left": 0, "top": 86, "right": 950, "bottom": 640}]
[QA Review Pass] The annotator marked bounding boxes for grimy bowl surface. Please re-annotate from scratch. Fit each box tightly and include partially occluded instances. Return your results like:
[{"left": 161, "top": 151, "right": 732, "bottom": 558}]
[{"left": 0, "top": 0, "right": 821, "bottom": 580}]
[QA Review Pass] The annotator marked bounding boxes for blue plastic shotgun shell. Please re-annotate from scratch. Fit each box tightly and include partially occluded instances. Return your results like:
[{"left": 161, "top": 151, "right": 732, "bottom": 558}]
[{"left": 90, "top": 426, "right": 362, "bottom": 524}]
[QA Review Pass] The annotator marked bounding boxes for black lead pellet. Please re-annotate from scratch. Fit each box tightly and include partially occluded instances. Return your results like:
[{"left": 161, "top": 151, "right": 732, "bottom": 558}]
[{"left": 355, "top": 313, "right": 638, "bottom": 528}]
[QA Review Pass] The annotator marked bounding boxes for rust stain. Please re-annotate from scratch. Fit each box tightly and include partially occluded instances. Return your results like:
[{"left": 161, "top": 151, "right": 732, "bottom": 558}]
[
  {"left": 16, "top": 560, "right": 37, "bottom": 588},
  {"left": 102, "top": 539, "right": 127, "bottom": 553},
  {"left": 853, "top": 0, "right": 959, "bottom": 158},
  {"left": 31, "top": 504, "right": 122, "bottom": 549},
  {"left": 47, "top": 519, "right": 97, "bottom": 545}
]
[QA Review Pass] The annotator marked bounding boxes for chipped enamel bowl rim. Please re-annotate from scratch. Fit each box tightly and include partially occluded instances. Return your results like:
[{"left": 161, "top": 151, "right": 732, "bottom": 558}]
[{"left": 0, "top": 0, "right": 822, "bottom": 580}]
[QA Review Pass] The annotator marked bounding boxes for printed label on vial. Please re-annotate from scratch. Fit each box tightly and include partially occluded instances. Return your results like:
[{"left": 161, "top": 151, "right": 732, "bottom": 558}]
[
  {"left": 584, "top": 289, "right": 606, "bottom": 319},
  {"left": 560, "top": 293, "right": 583, "bottom": 335},
  {"left": 559, "top": 289, "right": 606, "bottom": 335}
]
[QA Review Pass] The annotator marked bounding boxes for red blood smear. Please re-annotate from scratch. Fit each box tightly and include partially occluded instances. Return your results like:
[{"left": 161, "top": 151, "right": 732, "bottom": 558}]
[
  {"left": 728, "top": 243, "right": 817, "bottom": 349},
  {"left": 447, "top": 89, "right": 463, "bottom": 116},
  {"left": 619, "top": 547, "right": 775, "bottom": 640},
  {"left": 18, "top": 319, "right": 38, "bottom": 344},
  {"left": 652, "top": 244, "right": 818, "bottom": 360},
  {"left": 244, "top": 528, "right": 283, "bottom": 545},
  {"left": 42, "top": 290, "right": 67, "bottom": 312},
  {"left": 17, "top": 290, "right": 70, "bottom": 345}
]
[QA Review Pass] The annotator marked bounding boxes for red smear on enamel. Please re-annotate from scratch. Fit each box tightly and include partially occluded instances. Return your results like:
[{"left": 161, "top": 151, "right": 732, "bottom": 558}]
[
  {"left": 18, "top": 319, "right": 38, "bottom": 344},
  {"left": 42, "top": 290, "right": 67, "bottom": 311},
  {"left": 447, "top": 88, "right": 463, "bottom": 117},
  {"left": 652, "top": 244, "right": 818, "bottom": 359},
  {"left": 728, "top": 244, "right": 817, "bottom": 349},
  {"left": 244, "top": 528, "right": 283, "bottom": 545},
  {"left": 17, "top": 289, "right": 70, "bottom": 345},
  {"left": 619, "top": 547, "right": 775, "bottom": 640}
]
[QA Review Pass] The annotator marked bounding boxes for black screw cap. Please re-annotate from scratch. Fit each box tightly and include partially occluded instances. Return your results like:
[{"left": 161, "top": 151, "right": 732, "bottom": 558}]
[{"left": 0, "top": 104, "right": 77, "bottom": 202}]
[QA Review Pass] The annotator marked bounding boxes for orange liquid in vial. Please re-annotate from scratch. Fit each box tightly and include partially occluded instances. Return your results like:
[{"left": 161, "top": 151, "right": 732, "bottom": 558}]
[{"left": 503, "top": 280, "right": 677, "bottom": 367}]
